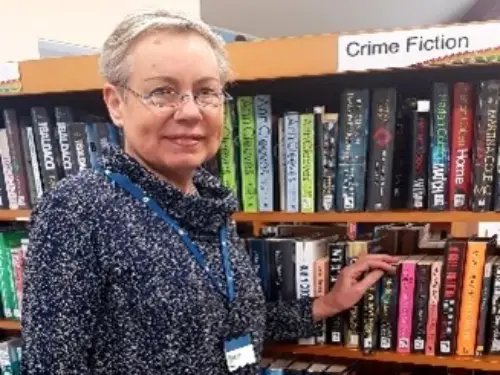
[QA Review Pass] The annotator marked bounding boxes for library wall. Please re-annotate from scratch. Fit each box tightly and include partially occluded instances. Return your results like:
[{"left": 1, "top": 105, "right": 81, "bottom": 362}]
[{"left": 0, "top": 0, "right": 201, "bottom": 61}]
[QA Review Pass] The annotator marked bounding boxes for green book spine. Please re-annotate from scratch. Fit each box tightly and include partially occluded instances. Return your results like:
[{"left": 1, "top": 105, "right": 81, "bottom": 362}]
[
  {"left": 237, "top": 96, "right": 258, "bottom": 212},
  {"left": 0, "top": 234, "right": 12, "bottom": 318},
  {"left": 0, "top": 232, "right": 23, "bottom": 320},
  {"left": 299, "top": 113, "right": 315, "bottom": 212},
  {"left": 219, "top": 102, "right": 238, "bottom": 195}
]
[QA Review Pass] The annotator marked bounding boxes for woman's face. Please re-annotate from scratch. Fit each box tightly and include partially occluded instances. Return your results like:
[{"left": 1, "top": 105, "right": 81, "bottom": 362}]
[{"left": 104, "top": 30, "right": 225, "bottom": 177}]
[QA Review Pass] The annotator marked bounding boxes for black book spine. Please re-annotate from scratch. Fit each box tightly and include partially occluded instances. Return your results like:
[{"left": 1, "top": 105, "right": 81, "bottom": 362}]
[
  {"left": 3, "top": 109, "right": 30, "bottom": 209},
  {"left": 487, "top": 263, "right": 500, "bottom": 353},
  {"left": 30, "top": 107, "right": 61, "bottom": 192},
  {"left": 54, "top": 106, "right": 78, "bottom": 176},
  {"left": 409, "top": 101, "right": 430, "bottom": 210},
  {"left": 429, "top": 83, "right": 450, "bottom": 211},
  {"left": 472, "top": 80, "right": 500, "bottom": 211},
  {"left": 391, "top": 108, "right": 411, "bottom": 208},
  {"left": 362, "top": 278, "right": 379, "bottom": 354},
  {"left": 411, "top": 261, "right": 431, "bottom": 353},
  {"left": 378, "top": 273, "right": 396, "bottom": 350},
  {"left": 336, "top": 90, "right": 370, "bottom": 212},
  {"left": 68, "top": 122, "right": 91, "bottom": 171},
  {"left": 317, "top": 112, "right": 338, "bottom": 211},
  {"left": 475, "top": 258, "right": 494, "bottom": 356},
  {"left": 326, "top": 241, "right": 345, "bottom": 344},
  {"left": 437, "top": 240, "right": 466, "bottom": 355},
  {"left": 279, "top": 240, "right": 296, "bottom": 302},
  {"left": 366, "top": 88, "right": 397, "bottom": 211}
]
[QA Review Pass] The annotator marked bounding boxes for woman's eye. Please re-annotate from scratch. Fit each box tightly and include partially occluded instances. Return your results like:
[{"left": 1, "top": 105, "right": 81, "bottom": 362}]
[
  {"left": 151, "top": 87, "right": 176, "bottom": 96},
  {"left": 199, "top": 88, "right": 217, "bottom": 95}
]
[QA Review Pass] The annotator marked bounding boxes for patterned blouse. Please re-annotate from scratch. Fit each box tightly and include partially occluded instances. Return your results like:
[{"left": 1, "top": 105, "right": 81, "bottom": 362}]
[{"left": 21, "top": 146, "right": 318, "bottom": 374}]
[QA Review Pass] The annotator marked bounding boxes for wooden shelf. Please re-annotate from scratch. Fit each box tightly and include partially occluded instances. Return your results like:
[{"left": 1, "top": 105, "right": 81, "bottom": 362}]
[
  {"left": 0, "top": 210, "right": 30, "bottom": 222},
  {"left": 265, "top": 344, "right": 500, "bottom": 371},
  {"left": 232, "top": 211, "right": 500, "bottom": 223},
  {"left": 15, "top": 34, "right": 339, "bottom": 96},
  {"left": 0, "top": 319, "right": 20, "bottom": 331}
]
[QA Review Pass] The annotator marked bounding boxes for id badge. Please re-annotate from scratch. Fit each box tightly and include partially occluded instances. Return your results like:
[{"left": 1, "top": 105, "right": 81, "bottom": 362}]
[{"left": 224, "top": 334, "right": 257, "bottom": 372}]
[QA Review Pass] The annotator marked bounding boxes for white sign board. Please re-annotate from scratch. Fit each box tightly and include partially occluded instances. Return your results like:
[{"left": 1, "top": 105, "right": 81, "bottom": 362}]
[{"left": 338, "top": 21, "right": 500, "bottom": 72}]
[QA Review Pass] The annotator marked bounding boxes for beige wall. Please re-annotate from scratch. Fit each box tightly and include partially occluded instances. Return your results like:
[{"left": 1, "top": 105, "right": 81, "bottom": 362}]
[{"left": 1, "top": 0, "right": 200, "bottom": 61}]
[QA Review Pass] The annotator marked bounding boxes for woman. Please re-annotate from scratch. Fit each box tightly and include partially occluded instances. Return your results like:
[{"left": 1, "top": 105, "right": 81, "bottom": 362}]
[{"left": 21, "top": 9, "right": 396, "bottom": 375}]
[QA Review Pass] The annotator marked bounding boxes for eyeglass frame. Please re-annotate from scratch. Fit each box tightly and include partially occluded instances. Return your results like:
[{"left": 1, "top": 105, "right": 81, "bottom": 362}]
[{"left": 118, "top": 84, "right": 233, "bottom": 110}]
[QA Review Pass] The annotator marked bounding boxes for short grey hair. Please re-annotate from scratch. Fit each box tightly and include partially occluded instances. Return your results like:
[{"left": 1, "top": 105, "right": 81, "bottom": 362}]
[{"left": 98, "top": 9, "right": 231, "bottom": 86}]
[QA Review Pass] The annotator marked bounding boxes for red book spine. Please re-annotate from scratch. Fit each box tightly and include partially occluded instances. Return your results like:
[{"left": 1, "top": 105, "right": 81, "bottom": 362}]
[{"left": 449, "top": 83, "right": 474, "bottom": 210}]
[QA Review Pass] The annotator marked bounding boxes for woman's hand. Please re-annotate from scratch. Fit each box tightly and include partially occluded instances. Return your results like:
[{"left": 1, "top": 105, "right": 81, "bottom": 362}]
[{"left": 312, "top": 254, "right": 397, "bottom": 321}]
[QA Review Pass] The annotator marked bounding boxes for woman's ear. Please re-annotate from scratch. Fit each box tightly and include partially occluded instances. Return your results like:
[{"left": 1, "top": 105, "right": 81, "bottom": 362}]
[{"left": 103, "top": 83, "right": 125, "bottom": 127}]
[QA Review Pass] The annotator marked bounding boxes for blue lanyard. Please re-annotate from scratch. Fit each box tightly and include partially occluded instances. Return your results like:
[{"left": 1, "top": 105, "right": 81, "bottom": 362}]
[{"left": 99, "top": 168, "right": 235, "bottom": 303}]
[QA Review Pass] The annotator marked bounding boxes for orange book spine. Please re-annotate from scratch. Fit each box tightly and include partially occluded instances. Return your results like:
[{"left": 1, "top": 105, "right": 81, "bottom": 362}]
[
  {"left": 456, "top": 241, "right": 487, "bottom": 355},
  {"left": 314, "top": 256, "right": 329, "bottom": 297}
]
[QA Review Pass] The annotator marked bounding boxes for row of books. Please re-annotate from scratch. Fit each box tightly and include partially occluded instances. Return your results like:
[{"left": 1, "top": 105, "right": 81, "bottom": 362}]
[
  {"left": 0, "top": 106, "right": 123, "bottom": 209},
  {"left": 260, "top": 358, "right": 355, "bottom": 374},
  {"left": 245, "top": 223, "right": 500, "bottom": 356},
  {"left": 214, "top": 80, "right": 500, "bottom": 213}
]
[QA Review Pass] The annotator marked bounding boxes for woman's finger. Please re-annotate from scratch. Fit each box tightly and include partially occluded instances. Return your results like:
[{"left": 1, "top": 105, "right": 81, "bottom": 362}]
[{"left": 355, "top": 269, "right": 385, "bottom": 292}]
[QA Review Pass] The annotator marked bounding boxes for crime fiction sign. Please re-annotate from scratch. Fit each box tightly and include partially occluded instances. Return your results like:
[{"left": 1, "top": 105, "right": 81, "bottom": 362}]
[{"left": 337, "top": 21, "right": 500, "bottom": 72}]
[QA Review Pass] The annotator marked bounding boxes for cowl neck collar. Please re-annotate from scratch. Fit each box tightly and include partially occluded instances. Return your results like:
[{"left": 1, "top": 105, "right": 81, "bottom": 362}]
[{"left": 99, "top": 146, "right": 238, "bottom": 235}]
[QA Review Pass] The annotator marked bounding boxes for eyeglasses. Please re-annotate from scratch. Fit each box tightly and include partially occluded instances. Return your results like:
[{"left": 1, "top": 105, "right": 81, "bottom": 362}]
[{"left": 121, "top": 85, "right": 233, "bottom": 110}]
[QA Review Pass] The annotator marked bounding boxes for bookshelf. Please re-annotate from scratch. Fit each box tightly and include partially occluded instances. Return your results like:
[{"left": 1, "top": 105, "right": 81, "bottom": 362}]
[
  {"left": 3, "top": 18, "right": 500, "bottom": 374},
  {"left": 265, "top": 344, "right": 500, "bottom": 371}
]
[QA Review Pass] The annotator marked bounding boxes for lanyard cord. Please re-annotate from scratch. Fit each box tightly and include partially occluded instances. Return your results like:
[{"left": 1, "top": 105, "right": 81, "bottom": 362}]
[{"left": 99, "top": 167, "right": 236, "bottom": 303}]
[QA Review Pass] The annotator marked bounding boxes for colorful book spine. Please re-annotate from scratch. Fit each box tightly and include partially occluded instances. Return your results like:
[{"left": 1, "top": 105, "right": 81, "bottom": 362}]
[
  {"left": 236, "top": 96, "right": 259, "bottom": 212},
  {"left": 316, "top": 112, "right": 338, "bottom": 212},
  {"left": 254, "top": 95, "right": 274, "bottom": 211},
  {"left": 299, "top": 113, "right": 315, "bottom": 213},
  {"left": 425, "top": 258, "right": 443, "bottom": 356},
  {"left": 475, "top": 256, "right": 497, "bottom": 356},
  {"left": 456, "top": 240, "right": 487, "bottom": 355},
  {"left": 429, "top": 83, "right": 450, "bottom": 211},
  {"left": 487, "top": 262, "right": 500, "bottom": 353},
  {"left": 219, "top": 100, "right": 239, "bottom": 196},
  {"left": 437, "top": 240, "right": 466, "bottom": 355},
  {"left": 397, "top": 258, "right": 418, "bottom": 353},
  {"left": 449, "top": 82, "right": 474, "bottom": 210}
]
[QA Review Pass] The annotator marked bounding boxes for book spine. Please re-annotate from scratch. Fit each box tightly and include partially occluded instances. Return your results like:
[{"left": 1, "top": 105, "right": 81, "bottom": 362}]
[
  {"left": 487, "top": 263, "right": 500, "bottom": 353},
  {"left": 219, "top": 101, "right": 239, "bottom": 196},
  {"left": 412, "top": 262, "right": 431, "bottom": 353},
  {"left": 449, "top": 82, "right": 474, "bottom": 210},
  {"left": 366, "top": 88, "right": 397, "bottom": 211},
  {"left": 54, "top": 106, "right": 77, "bottom": 176},
  {"left": 345, "top": 242, "right": 365, "bottom": 348},
  {"left": 425, "top": 260, "right": 442, "bottom": 356},
  {"left": 378, "top": 273, "right": 397, "bottom": 350},
  {"left": 236, "top": 96, "right": 258, "bottom": 212},
  {"left": 337, "top": 90, "right": 369, "bottom": 212},
  {"left": 277, "top": 118, "right": 285, "bottom": 211},
  {"left": 475, "top": 258, "right": 494, "bottom": 356},
  {"left": 68, "top": 123, "right": 91, "bottom": 172},
  {"left": 429, "top": 83, "right": 450, "bottom": 211},
  {"left": 326, "top": 242, "right": 345, "bottom": 344},
  {"left": 3, "top": 109, "right": 30, "bottom": 209},
  {"left": 30, "top": 107, "right": 61, "bottom": 192},
  {"left": 457, "top": 242, "right": 487, "bottom": 355},
  {"left": 0, "top": 129, "right": 18, "bottom": 209},
  {"left": 437, "top": 241, "right": 466, "bottom": 355},
  {"left": 254, "top": 95, "right": 274, "bottom": 211},
  {"left": 299, "top": 113, "right": 315, "bottom": 212},
  {"left": 391, "top": 108, "right": 411, "bottom": 208},
  {"left": 314, "top": 256, "right": 329, "bottom": 344},
  {"left": 284, "top": 112, "right": 300, "bottom": 212},
  {"left": 397, "top": 261, "right": 416, "bottom": 353},
  {"left": 25, "top": 126, "right": 44, "bottom": 202},
  {"left": 472, "top": 80, "right": 500, "bottom": 211},
  {"left": 362, "top": 277, "right": 379, "bottom": 354},
  {"left": 409, "top": 101, "right": 430, "bottom": 209},
  {"left": 318, "top": 113, "right": 338, "bottom": 211}
]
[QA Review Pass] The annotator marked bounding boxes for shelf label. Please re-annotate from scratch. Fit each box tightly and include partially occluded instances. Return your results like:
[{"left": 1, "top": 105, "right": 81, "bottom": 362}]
[
  {"left": 337, "top": 21, "right": 500, "bottom": 72},
  {"left": 0, "top": 62, "right": 21, "bottom": 94}
]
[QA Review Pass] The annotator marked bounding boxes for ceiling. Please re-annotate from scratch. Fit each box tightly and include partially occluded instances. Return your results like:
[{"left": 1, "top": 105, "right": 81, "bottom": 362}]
[{"left": 201, "top": 0, "right": 477, "bottom": 38}]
